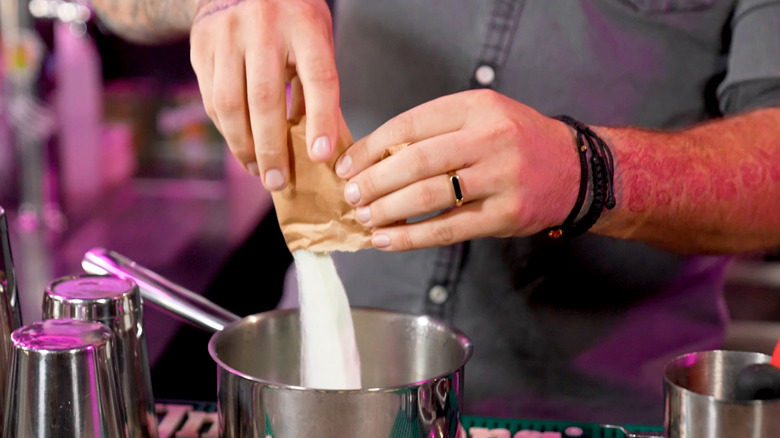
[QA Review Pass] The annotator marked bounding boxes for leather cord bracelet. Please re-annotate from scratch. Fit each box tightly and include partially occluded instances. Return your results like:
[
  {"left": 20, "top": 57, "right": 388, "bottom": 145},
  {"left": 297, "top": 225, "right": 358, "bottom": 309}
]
[{"left": 546, "top": 115, "right": 616, "bottom": 239}]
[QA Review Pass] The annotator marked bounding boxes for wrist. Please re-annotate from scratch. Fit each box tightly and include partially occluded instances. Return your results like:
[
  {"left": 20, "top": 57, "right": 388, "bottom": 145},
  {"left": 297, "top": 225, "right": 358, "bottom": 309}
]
[
  {"left": 545, "top": 116, "right": 616, "bottom": 239},
  {"left": 587, "top": 125, "right": 621, "bottom": 231}
]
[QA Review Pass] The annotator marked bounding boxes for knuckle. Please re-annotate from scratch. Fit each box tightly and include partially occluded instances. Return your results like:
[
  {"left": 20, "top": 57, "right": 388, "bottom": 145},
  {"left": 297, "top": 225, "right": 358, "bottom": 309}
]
[
  {"left": 293, "top": 0, "right": 332, "bottom": 29},
  {"left": 416, "top": 183, "right": 438, "bottom": 208},
  {"left": 430, "top": 222, "right": 456, "bottom": 245},
  {"left": 389, "top": 112, "right": 416, "bottom": 141},
  {"left": 289, "top": 0, "right": 318, "bottom": 20},
  {"left": 359, "top": 173, "right": 380, "bottom": 200},
  {"left": 233, "top": 149, "right": 257, "bottom": 166},
  {"left": 202, "top": 100, "right": 218, "bottom": 121},
  {"left": 222, "top": 11, "right": 241, "bottom": 31},
  {"left": 367, "top": 202, "right": 385, "bottom": 224},
  {"left": 254, "top": 145, "right": 286, "bottom": 162},
  {"left": 502, "top": 198, "right": 527, "bottom": 231},
  {"left": 408, "top": 148, "right": 432, "bottom": 177},
  {"left": 245, "top": 0, "right": 277, "bottom": 21},
  {"left": 505, "top": 198, "right": 523, "bottom": 222},
  {"left": 305, "top": 58, "right": 339, "bottom": 85},
  {"left": 249, "top": 81, "right": 280, "bottom": 107},
  {"left": 493, "top": 118, "right": 523, "bottom": 140},
  {"left": 395, "top": 230, "right": 415, "bottom": 251},
  {"left": 213, "top": 90, "right": 244, "bottom": 115},
  {"left": 224, "top": 140, "right": 255, "bottom": 163},
  {"left": 471, "top": 88, "right": 501, "bottom": 107}
]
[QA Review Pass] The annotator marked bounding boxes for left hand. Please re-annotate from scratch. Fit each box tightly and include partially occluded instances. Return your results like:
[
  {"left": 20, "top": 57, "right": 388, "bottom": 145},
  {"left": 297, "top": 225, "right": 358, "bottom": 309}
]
[{"left": 334, "top": 89, "right": 582, "bottom": 251}]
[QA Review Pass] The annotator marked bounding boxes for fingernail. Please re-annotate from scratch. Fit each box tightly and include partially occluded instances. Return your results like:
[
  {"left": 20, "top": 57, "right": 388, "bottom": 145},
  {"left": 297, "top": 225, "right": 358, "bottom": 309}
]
[
  {"left": 372, "top": 233, "right": 390, "bottom": 248},
  {"left": 336, "top": 155, "right": 352, "bottom": 177},
  {"left": 356, "top": 206, "right": 371, "bottom": 224},
  {"left": 311, "top": 136, "right": 331, "bottom": 160},
  {"left": 345, "top": 182, "right": 361, "bottom": 204},
  {"left": 247, "top": 162, "right": 260, "bottom": 176},
  {"left": 265, "top": 169, "right": 286, "bottom": 191}
]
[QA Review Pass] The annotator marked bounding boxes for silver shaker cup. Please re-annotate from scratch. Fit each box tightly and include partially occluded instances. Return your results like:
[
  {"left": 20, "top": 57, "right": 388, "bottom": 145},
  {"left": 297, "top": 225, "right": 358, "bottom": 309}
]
[
  {"left": 0, "top": 206, "right": 23, "bottom": 431},
  {"left": 43, "top": 274, "right": 158, "bottom": 438},
  {"left": 3, "top": 318, "right": 127, "bottom": 437}
]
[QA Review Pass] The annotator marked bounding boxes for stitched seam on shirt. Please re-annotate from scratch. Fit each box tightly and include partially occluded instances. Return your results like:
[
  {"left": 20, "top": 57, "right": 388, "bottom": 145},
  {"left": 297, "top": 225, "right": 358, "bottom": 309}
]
[
  {"left": 471, "top": 0, "right": 525, "bottom": 88},
  {"left": 480, "top": 0, "right": 525, "bottom": 66}
]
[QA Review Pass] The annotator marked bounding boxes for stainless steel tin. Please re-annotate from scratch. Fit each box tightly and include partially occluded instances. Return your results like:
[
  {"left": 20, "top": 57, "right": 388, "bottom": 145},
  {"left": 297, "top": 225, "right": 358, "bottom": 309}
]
[
  {"left": 212, "top": 308, "right": 472, "bottom": 438},
  {"left": 43, "top": 274, "right": 158, "bottom": 438},
  {"left": 82, "top": 247, "right": 473, "bottom": 438},
  {"left": 664, "top": 350, "right": 780, "bottom": 438},
  {"left": 0, "top": 206, "right": 23, "bottom": 431},
  {"left": 2, "top": 318, "right": 127, "bottom": 437},
  {"left": 604, "top": 350, "right": 780, "bottom": 438}
]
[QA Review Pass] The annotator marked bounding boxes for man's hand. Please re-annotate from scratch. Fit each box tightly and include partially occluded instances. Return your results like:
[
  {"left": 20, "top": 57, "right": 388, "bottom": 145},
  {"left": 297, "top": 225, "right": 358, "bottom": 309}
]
[
  {"left": 337, "top": 88, "right": 780, "bottom": 254},
  {"left": 334, "top": 89, "right": 580, "bottom": 251},
  {"left": 190, "top": 0, "right": 339, "bottom": 190}
]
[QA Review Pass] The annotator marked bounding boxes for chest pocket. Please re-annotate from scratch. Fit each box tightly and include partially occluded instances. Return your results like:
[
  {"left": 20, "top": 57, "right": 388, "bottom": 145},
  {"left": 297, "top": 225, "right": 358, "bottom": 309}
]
[{"left": 620, "top": 0, "right": 717, "bottom": 12}]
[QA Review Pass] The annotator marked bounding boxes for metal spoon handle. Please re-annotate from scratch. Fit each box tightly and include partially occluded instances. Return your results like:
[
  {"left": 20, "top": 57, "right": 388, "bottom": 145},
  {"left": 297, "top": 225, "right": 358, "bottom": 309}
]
[{"left": 82, "top": 247, "right": 240, "bottom": 332}]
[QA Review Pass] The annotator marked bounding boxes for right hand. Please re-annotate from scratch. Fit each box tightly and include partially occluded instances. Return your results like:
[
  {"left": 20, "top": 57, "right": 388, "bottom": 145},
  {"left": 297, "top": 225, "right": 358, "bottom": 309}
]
[{"left": 189, "top": 0, "right": 340, "bottom": 191}]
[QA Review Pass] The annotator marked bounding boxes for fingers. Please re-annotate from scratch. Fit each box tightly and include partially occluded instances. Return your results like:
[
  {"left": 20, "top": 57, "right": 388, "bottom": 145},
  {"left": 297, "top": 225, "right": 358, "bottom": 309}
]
[
  {"left": 343, "top": 130, "right": 477, "bottom": 206},
  {"left": 336, "top": 93, "right": 470, "bottom": 179},
  {"left": 369, "top": 201, "right": 502, "bottom": 251},
  {"left": 354, "top": 167, "right": 489, "bottom": 228},
  {"left": 190, "top": 0, "right": 339, "bottom": 192},
  {"left": 245, "top": 42, "right": 289, "bottom": 190},
  {"left": 290, "top": 12, "right": 340, "bottom": 162},
  {"left": 190, "top": 20, "right": 220, "bottom": 132},
  {"left": 210, "top": 35, "right": 256, "bottom": 173}
]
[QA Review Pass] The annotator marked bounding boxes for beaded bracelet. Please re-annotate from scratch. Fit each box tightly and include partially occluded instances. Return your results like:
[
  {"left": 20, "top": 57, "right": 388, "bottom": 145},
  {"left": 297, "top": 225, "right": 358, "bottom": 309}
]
[{"left": 546, "top": 115, "right": 616, "bottom": 239}]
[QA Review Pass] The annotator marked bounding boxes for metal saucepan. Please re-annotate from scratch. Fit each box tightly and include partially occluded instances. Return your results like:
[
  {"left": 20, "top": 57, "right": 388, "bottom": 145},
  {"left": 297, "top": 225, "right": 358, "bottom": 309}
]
[{"left": 82, "top": 248, "right": 473, "bottom": 438}]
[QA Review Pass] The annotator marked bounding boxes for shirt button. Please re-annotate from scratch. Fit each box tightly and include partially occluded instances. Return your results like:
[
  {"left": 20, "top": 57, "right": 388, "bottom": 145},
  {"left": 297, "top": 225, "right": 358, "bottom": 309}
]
[
  {"left": 474, "top": 64, "right": 496, "bottom": 86},
  {"left": 428, "top": 285, "right": 449, "bottom": 304}
]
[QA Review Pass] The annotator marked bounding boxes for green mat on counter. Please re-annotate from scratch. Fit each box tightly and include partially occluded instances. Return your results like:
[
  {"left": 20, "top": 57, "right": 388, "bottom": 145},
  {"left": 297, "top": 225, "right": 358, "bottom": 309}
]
[
  {"left": 461, "top": 416, "right": 663, "bottom": 437},
  {"left": 157, "top": 399, "right": 664, "bottom": 437}
]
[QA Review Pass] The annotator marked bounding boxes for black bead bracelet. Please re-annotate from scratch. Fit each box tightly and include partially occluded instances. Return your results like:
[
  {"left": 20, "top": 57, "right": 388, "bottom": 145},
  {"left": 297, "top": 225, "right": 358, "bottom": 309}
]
[{"left": 546, "top": 115, "right": 616, "bottom": 239}]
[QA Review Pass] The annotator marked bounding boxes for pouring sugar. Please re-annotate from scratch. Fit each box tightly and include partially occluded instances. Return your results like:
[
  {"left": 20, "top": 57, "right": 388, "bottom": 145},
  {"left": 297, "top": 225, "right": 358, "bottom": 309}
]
[{"left": 294, "top": 249, "right": 362, "bottom": 389}]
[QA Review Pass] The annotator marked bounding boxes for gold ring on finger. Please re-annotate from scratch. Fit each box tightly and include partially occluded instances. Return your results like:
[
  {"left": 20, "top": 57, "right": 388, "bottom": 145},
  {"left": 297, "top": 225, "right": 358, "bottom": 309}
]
[{"left": 447, "top": 171, "right": 464, "bottom": 208}]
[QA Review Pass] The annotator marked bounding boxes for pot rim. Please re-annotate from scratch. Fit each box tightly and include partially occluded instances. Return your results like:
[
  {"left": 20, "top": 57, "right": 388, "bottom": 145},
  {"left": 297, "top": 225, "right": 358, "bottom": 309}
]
[
  {"left": 662, "top": 349, "right": 780, "bottom": 405},
  {"left": 206, "top": 306, "right": 474, "bottom": 393}
]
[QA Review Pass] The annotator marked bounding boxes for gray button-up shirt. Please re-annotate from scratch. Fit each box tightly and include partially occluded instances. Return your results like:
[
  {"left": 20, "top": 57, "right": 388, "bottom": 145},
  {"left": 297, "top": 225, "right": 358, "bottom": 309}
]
[{"left": 288, "top": 0, "right": 780, "bottom": 425}]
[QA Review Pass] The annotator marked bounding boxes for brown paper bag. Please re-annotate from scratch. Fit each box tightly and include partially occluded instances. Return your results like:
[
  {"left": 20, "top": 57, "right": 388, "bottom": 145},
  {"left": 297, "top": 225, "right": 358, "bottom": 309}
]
[{"left": 271, "top": 114, "right": 373, "bottom": 253}]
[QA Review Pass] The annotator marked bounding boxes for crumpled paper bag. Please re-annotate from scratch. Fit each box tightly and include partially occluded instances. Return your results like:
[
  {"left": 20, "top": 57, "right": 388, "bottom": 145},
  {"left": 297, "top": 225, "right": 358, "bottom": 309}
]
[{"left": 271, "top": 114, "right": 372, "bottom": 252}]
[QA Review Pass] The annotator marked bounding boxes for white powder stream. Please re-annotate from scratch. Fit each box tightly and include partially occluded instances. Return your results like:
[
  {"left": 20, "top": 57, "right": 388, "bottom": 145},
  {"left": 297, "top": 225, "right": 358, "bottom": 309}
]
[{"left": 294, "top": 249, "right": 362, "bottom": 389}]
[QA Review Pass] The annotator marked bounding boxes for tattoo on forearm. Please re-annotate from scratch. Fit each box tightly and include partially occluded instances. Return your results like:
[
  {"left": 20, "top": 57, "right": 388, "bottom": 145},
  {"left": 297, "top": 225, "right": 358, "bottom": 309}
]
[{"left": 620, "top": 127, "right": 780, "bottom": 215}]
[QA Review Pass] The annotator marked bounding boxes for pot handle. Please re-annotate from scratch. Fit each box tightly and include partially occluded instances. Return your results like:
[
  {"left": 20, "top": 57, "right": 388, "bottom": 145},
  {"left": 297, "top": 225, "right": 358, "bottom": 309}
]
[
  {"left": 82, "top": 247, "right": 240, "bottom": 332},
  {"left": 602, "top": 424, "right": 665, "bottom": 438}
]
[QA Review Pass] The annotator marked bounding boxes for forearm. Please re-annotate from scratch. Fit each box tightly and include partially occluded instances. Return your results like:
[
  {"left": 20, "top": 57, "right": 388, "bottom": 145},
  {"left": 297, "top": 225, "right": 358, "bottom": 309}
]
[
  {"left": 592, "top": 107, "right": 780, "bottom": 254},
  {"left": 89, "top": 0, "right": 198, "bottom": 43}
]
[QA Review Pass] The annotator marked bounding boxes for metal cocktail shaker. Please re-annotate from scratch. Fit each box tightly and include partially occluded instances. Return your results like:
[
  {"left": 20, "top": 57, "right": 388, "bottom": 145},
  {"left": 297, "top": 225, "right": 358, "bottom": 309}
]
[
  {"left": 43, "top": 274, "right": 158, "bottom": 438},
  {"left": 3, "top": 318, "right": 127, "bottom": 437},
  {"left": 0, "top": 206, "right": 23, "bottom": 431}
]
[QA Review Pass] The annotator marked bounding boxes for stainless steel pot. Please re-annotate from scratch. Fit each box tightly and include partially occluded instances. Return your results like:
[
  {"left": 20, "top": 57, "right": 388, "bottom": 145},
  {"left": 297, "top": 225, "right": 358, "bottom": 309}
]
[
  {"left": 83, "top": 248, "right": 473, "bottom": 438},
  {"left": 604, "top": 350, "right": 780, "bottom": 438}
]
